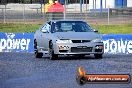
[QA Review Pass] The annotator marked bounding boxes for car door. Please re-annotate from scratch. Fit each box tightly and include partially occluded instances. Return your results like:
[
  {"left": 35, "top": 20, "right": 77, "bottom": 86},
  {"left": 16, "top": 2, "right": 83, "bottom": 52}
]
[
  {"left": 34, "top": 25, "right": 44, "bottom": 48},
  {"left": 40, "top": 23, "right": 51, "bottom": 51}
]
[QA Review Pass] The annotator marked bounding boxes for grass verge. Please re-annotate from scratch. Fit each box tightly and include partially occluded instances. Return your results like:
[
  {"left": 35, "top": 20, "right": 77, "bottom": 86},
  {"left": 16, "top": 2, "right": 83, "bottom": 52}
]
[{"left": 0, "top": 23, "right": 132, "bottom": 34}]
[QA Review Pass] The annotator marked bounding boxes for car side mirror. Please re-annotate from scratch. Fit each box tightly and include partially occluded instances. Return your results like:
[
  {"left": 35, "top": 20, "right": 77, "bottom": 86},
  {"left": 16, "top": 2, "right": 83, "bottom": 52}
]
[
  {"left": 93, "top": 29, "right": 98, "bottom": 33},
  {"left": 41, "top": 29, "right": 48, "bottom": 33}
]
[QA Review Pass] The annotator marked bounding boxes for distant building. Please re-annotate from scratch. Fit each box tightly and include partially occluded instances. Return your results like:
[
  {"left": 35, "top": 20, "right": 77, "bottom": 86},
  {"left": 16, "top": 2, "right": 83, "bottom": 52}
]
[
  {"left": 89, "top": 0, "right": 132, "bottom": 10},
  {"left": 59, "top": 0, "right": 132, "bottom": 8}
]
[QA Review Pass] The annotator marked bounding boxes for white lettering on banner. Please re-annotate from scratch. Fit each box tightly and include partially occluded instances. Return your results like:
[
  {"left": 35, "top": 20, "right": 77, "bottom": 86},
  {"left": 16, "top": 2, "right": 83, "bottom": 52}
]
[
  {"left": 13, "top": 39, "right": 21, "bottom": 49},
  {"left": 0, "top": 39, "right": 30, "bottom": 51},
  {"left": 21, "top": 39, "right": 26, "bottom": 50},
  {"left": 103, "top": 40, "right": 109, "bottom": 53},
  {"left": 110, "top": 40, "right": 117, "bottom": 53},
  {"left": 127, "top": 41, "right": 132, "bottom": 53},
  {"left": 0, "top": 39, "right": 6, "bottom": 49},
  {"left": 120, "top": 39, "right": 127, "bottom": 53},
  {"left": 0, "top": 33, "right": 31, "bottom": 52},
  {"left": 26, "top": 39, "right": 30, "bottom": 50},
  {"left": 7, "top": 39, "right": 13, "bottom": 49},
  {"left": 103, "top": 39, "right": 132, "bottom": 54}
]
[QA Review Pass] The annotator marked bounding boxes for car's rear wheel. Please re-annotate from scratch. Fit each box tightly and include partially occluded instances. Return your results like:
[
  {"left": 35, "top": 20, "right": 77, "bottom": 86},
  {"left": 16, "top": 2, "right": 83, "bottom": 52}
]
[
  {"left": 94, "top": 54, "right": 103, "bottom": 59},
  {"left": 34, "top": 40, "right": 43, "bottom": 58},
  {"left": 49, "top": 42, "right": 58, "bottom": 60}
]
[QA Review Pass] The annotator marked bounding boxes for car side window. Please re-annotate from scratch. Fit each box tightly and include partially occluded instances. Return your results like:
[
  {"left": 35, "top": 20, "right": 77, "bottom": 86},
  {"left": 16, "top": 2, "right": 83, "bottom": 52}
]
[
  {"left": 41, "top": 24, "right": 46, "bottom": 31},
  {"left": 41, "top": 23, "right": 51, "bottom": 32},
  {"left": 46, "top": 24, "right": 51, "bottom": 31}
]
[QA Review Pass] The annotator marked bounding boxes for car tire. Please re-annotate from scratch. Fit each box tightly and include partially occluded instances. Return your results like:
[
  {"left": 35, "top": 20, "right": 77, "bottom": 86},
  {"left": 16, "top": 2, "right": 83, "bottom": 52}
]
[
  {"left": 49, "top": 42, "right": 58, "bottom": 60},
  {"left": 35, "top": 51, "right": 43, "bottom": 58},
  {"left": 34, "top": 40, "right": 43, "bottom": 58},
  {"left": 94, "top": 54, "right": 103, "bottom": 59}
]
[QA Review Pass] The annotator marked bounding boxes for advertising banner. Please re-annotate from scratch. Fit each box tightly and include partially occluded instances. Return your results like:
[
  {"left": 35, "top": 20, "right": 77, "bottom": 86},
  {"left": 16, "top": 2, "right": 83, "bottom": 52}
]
[
  {"left": 0, "top": 32, "right": 34, "bottom": 52},
  {"left": 103, "top": 34, "right": 132, "bottom": 54},
  {"left": 0, "top": 33, "right": 132, "bottom": 54}
]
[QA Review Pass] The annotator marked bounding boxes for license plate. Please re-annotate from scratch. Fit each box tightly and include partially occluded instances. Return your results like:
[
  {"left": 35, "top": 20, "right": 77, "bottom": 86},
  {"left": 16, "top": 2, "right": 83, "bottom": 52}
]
[{"left": 77, "top": 46, "right": 87, "bottom": 48}]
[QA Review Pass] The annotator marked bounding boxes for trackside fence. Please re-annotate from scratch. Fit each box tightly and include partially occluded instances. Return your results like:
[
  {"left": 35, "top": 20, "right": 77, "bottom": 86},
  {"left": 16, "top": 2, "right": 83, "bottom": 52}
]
[{"left": 0, "top": 4, "right": 132, "bottom": 24}]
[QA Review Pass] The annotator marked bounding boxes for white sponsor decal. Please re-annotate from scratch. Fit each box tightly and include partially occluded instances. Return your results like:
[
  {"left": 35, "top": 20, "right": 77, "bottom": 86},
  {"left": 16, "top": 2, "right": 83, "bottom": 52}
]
[
  {"left": 103, "top": 39, "right": 132, "bottom": 54},
  {"left": 0, "top": 33, "right": 30, "bottom": 52}
]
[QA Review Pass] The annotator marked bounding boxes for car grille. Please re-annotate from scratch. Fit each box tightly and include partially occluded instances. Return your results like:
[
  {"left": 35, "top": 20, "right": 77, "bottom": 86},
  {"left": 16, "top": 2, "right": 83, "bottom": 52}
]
[
  {"left": 72, "top": 40, "right": 91, "bottom": 43},
  {"left": 59, "top": 50, "right": 68, "bottom": 53},
  {"left": 95, "top": 49, "right": 102, "bottom": 52},
  {"left": 71, "top": 47, "right": 92, "bottom": 52}
]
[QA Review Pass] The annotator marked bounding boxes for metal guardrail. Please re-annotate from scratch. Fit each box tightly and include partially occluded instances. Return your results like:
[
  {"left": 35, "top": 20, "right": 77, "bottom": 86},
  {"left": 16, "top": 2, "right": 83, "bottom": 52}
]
[{"left": 109, "top": 7, "right": 132, "bottom": 15}]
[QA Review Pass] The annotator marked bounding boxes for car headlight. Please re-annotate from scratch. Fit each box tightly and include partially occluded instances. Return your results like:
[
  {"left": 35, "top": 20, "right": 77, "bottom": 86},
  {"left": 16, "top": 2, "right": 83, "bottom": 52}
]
[
  {"left": 91, "top": 38, "right": 103, "bottom": 43},
  {"left": 56, "top": 39, "right": 72, "bottom": 43}
]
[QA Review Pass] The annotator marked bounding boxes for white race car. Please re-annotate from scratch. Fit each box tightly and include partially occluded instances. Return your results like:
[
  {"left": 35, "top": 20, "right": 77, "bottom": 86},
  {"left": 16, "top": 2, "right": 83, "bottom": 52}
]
[{"left": 34, "top": 20, "right": 104, "bottom": 60}]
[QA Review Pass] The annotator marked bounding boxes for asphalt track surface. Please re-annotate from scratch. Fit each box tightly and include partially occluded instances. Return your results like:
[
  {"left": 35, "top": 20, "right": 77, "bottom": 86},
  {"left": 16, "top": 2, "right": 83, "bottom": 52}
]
[{"left": 0, "top": 52, "right": 132, "bottom": 88}]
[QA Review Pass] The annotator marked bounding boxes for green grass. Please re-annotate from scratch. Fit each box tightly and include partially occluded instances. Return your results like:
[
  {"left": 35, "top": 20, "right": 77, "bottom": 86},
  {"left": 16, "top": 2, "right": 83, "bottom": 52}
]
[
  {"left": 91, "top": 24, "right": 132, "bottom": 34},
  {"left": 0, "top": 23, "right": 132, "bottom": 34},
  {"left": 0, "top": 23, "right": 41, "bottom": 33}
]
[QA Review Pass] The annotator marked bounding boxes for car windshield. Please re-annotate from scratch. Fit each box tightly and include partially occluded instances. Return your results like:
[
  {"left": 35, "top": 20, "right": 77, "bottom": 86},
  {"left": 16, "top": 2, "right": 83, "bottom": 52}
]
[{"left": 52, "top": 21, "right": 93, "bottom": 33}]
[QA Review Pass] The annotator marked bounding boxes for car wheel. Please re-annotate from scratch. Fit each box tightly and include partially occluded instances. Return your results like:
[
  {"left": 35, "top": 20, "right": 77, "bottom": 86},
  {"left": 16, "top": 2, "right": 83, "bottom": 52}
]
[
  {"left": 34, "top": 40, "right": 43, "bottom": 58},
  {"left": 94, "top": 54, "right": 103, "bottom": 59},
  {"left": 49, "top": 42, "right": 58, "bottom": 60}
]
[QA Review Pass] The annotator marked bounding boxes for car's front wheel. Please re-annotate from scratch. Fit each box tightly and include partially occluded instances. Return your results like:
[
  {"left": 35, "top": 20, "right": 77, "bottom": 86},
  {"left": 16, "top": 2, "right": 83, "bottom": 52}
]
[
  {"left": 49, "top": 42, "right": 58, "bottom": 60},
  {"left": 94, "top": 54, "right": 103, "bottom": 59},
  {"left": 34, "top": 40, "right": 43, "bottom": 58}
]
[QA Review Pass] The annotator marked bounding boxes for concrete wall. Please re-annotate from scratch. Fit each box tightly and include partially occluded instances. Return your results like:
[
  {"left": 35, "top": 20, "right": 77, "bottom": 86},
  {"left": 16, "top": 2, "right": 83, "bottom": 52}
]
[
  {"left": 0, "top": 3, "right": 41, "bottom": 10},
  {"left": 89, "top": 0, "right": 115, "bottom": 9}
]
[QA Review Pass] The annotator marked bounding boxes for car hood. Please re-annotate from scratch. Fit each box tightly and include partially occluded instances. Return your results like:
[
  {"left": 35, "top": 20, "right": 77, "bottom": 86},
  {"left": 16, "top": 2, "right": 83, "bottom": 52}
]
[{"left": 52, "top": 32, "right": 101, "bottom": 40}]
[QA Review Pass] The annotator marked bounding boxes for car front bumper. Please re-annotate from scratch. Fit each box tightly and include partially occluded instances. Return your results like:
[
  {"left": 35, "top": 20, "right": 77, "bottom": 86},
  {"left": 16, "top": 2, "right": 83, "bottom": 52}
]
[{"left": 53, "top": 42, "right": 104, "bottom": 55}]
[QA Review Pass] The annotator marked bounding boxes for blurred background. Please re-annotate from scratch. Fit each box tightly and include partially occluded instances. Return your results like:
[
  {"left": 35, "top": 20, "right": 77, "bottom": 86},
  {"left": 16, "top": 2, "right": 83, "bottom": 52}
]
[{"left": 0, "top": 0, "right": 132, "bottom": 24}]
